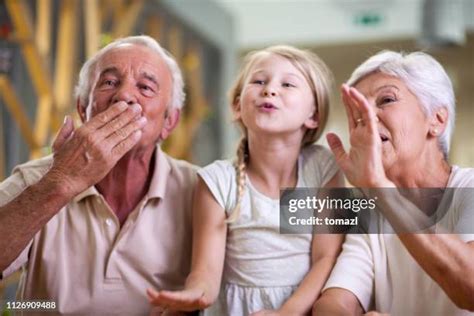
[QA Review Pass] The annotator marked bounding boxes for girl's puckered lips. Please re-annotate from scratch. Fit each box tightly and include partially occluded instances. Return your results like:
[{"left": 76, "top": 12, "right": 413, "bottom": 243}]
[{"left": 257, "top": 102, "right": 278, "bottom": 110}]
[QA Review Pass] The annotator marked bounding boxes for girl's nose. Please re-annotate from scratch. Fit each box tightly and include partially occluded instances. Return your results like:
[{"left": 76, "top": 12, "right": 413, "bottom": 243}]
[{"left": 262, "top": 87, "right": 277, "bottom": 97}]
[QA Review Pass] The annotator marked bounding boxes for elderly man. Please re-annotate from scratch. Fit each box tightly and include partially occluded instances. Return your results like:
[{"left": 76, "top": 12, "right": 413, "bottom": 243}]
[{"left": 0, "top": 36, "right": 197, "bottom": 315}]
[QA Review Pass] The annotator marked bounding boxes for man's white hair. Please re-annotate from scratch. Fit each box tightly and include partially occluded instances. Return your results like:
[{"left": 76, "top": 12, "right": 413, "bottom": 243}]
[
  {"left": 74, "top": 35, "right": 185, "bottom": 111},
  {"left": 347, "top": 50, "right": 455, "bottom": 157}
]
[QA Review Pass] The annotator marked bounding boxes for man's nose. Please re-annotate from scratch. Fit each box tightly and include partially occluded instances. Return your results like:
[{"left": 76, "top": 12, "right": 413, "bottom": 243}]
[{"left": 112, "top": 84, "right": 138, "bottom": 105}]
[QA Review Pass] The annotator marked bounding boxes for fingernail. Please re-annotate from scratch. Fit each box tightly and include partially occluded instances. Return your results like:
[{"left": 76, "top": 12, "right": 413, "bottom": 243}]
[
  {"left": 117, "top": 102, "right": 128, "bottom": 110},
  {"left": 132, "top": 104, "right": 142, "bottom": 113},
  {"left": 63, "top": 116, "right": 69, "bottom": 125}
]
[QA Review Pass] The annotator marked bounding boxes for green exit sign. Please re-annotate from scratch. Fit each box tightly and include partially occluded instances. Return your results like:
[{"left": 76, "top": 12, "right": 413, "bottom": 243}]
[{"left": 354, "top": 12, "right": 384, "bottom": 26}]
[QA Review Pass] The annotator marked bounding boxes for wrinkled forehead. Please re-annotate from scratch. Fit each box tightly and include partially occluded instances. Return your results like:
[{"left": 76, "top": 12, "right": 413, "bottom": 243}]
[{"left": 95, "top": 44, "right": 171, "bottom": 81}]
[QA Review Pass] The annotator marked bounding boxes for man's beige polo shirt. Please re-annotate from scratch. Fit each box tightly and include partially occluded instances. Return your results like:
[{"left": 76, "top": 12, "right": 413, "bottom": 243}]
[{"left": 0, "top": 146, "right": 197, "bottom": 315}]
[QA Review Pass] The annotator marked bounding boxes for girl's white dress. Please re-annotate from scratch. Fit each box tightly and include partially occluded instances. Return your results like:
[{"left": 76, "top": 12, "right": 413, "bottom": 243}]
[{"left": 197, "top": 145, "right": 339, "bottom": 316}]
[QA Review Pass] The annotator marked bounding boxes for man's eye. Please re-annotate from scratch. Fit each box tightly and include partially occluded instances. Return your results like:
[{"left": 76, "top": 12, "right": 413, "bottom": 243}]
[
  {"left": 139, "top": 84, "right": 155, "bottom": 95},
  {"left": 139, "top": 84, "right": 155, "bottom": 92}
]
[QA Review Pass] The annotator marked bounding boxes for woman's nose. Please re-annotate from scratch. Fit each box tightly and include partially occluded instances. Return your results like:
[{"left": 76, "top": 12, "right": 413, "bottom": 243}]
[
  {"left": 112, "top": 84, "right": 138, "bottom": 105},
  {"left": 373, "top": 107, "right": 382, "bottom": 122}
]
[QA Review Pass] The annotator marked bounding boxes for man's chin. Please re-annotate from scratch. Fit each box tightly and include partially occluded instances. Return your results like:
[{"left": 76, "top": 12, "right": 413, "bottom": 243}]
[
  {"left": 135, "top": 133, "right": 161, "bottom": 149},
  {"left": 122, "top": 141, "right": 157, "bottom": 158}
]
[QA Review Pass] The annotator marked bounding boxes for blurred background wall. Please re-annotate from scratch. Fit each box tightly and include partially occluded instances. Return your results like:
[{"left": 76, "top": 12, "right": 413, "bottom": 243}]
[
  {"left": 0, "top": 0, "right": 473, "bottom": 305},
  {"left": 0, "top": 0, "right": 473, "bottom": 179},
  {"left": 214, "top": 0, "right": 474, "bottom": 167}
]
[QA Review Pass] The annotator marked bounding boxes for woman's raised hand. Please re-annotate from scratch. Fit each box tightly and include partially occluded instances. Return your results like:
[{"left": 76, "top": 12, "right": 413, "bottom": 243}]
[{"left": 326, "top": 84, "right": 389, "bottom": 188}]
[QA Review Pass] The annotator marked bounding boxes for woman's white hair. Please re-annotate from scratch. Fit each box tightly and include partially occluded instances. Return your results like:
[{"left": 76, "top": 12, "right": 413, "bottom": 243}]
[
  {"left": 74, "top": 35, "right": 185, "bottom": 111},
  {"left": 347, "top": 50, "right": 455, "bottom": 157}
]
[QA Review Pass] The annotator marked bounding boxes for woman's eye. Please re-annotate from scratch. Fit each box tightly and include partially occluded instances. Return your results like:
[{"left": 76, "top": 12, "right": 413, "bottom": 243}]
[
  {"left": 252, "top": 80, "right": 265, "bottom": 85},
  {"left": 103, "top": 80, "right": 116, "bottom": 86},
  {"left": 282, "top": 82, "right": 295, "bottom": 88},
  {"left": 378, "top": 96, "right": 396, "bottom": 106}
]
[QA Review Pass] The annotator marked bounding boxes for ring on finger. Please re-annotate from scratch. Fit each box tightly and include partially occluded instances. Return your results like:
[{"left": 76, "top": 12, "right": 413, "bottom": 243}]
[{"left": 356, "top": 118, "right": 364, "bottom": 126}]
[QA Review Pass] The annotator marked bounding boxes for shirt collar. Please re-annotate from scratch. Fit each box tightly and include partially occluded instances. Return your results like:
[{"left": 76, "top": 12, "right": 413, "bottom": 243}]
[
  {"left": 71, "top": 145, "right": 171, "bottom": 203},
  {"left": 72, "top": 185, "right": 100, "bottom": 203},
  {"left": 147, "top": 145, "right": 171, "bottom": 200}
]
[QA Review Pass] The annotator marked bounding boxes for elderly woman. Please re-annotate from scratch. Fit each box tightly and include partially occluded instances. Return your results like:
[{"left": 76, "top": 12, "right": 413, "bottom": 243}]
[{"left": 313, "top": 51, "right": 474, "bottom": 315}]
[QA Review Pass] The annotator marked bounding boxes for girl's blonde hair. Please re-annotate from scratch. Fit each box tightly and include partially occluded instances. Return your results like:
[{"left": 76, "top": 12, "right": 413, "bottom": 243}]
[{"left": 227, "top": 45, "right": 334, "bottom": 222}]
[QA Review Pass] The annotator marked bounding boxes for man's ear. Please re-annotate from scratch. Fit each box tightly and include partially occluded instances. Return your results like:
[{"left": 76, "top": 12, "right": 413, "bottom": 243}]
[
  {"left": 76, "top": 98, "right": 87, "bottom": 123},
  {"left": 429, "top": 107, "right": 448, "bottom": 137},
  {"left": 160, "top": 109, "right": 181, "bottom": 141}
]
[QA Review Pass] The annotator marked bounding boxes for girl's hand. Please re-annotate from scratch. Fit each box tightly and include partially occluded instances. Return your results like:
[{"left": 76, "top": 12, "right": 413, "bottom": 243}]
[
  {"left": 147, "top": 287, "right": 211, "bottom": 312},
  {"left": 327, "top": 84, "right": 391, "bottom": 188}
]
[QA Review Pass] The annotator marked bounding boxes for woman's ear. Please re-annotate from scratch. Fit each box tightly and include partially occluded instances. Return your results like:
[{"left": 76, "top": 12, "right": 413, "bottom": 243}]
[{"left": 429, "top": 107, "right": 448, "bottom": 137}]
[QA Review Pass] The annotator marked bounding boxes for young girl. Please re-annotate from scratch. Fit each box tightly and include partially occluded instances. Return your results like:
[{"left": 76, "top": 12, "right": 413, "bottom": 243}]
[{"left": 148, "top": 46, "right": 344, "bottom": 315}]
